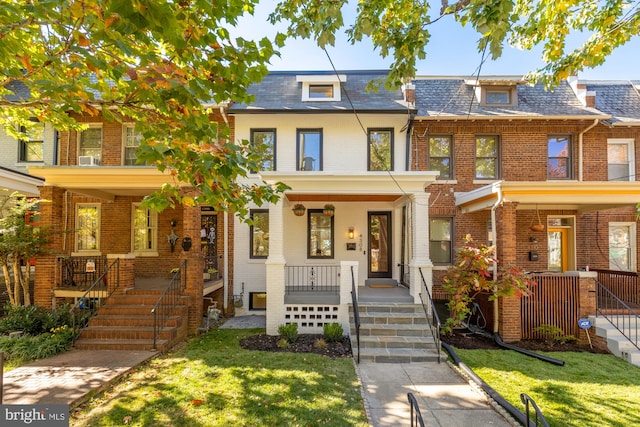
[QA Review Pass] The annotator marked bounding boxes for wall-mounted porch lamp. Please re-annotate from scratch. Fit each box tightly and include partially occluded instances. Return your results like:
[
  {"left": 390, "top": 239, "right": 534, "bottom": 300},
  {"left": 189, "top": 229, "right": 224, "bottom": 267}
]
[
  {"left": 348, "top": 227, "right": 355, "bottom": 239},
  {"left": 168, "top": 219, "right": 179, "bottom": 252}
]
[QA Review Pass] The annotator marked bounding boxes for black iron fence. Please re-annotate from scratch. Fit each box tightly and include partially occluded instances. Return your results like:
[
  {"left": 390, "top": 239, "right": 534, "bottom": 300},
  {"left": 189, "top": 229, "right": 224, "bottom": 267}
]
[
  {"left": 57, "top": 255, "right": 108, "bottom": 288},
  {"left": 284, "top": 265, "right": 340, "bottom": 294}
]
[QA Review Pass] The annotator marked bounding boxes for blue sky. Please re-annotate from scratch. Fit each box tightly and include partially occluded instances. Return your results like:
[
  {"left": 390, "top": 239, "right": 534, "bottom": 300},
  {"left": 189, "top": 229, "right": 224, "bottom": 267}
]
[{"left": 235, "top": 1, "right": 640, "bottom": 80}]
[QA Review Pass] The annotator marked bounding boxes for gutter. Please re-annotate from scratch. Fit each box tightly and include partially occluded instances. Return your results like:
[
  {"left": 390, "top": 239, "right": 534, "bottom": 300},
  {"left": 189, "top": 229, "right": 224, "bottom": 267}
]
[{"left": 578, "top": 119, "right": 600, "bottom": 182}]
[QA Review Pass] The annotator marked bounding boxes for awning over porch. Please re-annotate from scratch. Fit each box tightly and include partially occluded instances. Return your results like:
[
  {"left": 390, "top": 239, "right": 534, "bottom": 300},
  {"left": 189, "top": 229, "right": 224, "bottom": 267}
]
[
  {"left": 27, "top": 166, "right": 180, "bottom": 200},
  {"left": 455, "top": 180, "right": 640, "bottom": 213}
]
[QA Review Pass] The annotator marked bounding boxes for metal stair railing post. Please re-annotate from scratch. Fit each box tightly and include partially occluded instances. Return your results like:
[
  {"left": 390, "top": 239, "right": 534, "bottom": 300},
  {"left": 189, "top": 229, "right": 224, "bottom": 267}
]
[
  {"left": 596, "top": 280, "right": 640, "bottom": 351},
  {"left": 417, "top": 267, "right": 442, "bottom": 362},
  {"left": 407, "top": 392, "right": 425, "bottom": 427},
  {"left": 152, "top": 259, "right": 187, "bottom": 350},
  {"left": 70, "top": 258, "right": 121, "bottom": 345},
  {"left": 350, "top": 265, "right": 361, "bottom": 364},
  {"left": 521, "top": 393, "right": 550, "bottom": 427}
]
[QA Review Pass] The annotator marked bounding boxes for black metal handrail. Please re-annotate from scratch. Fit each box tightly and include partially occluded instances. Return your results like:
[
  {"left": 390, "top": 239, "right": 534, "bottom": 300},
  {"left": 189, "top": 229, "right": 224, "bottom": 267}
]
[
  {"left": 596, "top": 280, "right": 640, "bottom": 350},
  {"left": 350, "top": 265, "right": 361, "bottom": 364},
  {"left": 407, "top": 393, "right": 425, "bottom": 427},
  {"left": 70, "top": 258, "right": 121, "bottom": 344},
  {"left": 418, "top": 267, "right": 442, "bottom": 363},
  {"left": 521, "top": 393, "right": 550, "bottom": 427},
  {"left": 152, "top": 259, "right": 186, "bottom": 350}
]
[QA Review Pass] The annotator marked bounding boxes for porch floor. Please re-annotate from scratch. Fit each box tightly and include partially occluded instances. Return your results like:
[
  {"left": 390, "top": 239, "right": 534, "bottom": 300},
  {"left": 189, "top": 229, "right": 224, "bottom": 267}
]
[{"left": 358, "top": 285, "right": 413, "bottom": 303}]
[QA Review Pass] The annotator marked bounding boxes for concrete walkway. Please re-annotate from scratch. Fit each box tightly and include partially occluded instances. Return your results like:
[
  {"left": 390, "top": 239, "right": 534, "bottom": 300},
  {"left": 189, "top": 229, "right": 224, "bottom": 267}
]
[{"left": 1, "top": 315, "right": 516, "bottom": 426}]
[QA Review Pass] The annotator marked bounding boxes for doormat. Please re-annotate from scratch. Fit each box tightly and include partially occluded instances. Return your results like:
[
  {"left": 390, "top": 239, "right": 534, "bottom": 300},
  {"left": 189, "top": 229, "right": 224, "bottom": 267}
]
[{"left": 367, "top": 284, "right": 396, "bottom": 288}]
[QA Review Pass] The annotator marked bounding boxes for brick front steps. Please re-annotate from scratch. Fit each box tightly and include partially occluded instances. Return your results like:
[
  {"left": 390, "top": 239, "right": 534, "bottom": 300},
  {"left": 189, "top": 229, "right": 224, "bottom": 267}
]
[{"left": 74, "top": 290, "right": 189, "bottom": 352}]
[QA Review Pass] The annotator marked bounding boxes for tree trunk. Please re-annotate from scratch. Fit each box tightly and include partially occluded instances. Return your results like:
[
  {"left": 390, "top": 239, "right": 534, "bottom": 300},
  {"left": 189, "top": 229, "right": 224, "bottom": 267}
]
[
  {"left": 1, "top": 262, "right": 16, "bottom": 305},
  {"left": 12, "top": 261, "right": 23, "bottom": 306},
  {"left": 21, "top": 258, "right": 32, "bottom": 306}
]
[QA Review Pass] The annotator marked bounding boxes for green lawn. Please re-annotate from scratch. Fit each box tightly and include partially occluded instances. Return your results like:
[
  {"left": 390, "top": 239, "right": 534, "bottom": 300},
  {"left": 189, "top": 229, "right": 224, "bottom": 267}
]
[
  {"left": 70, "top": 328, "right": 368, "bottom": 427},
  {"left": 454, "top": 347, "right": 640, "bottom": 427}
]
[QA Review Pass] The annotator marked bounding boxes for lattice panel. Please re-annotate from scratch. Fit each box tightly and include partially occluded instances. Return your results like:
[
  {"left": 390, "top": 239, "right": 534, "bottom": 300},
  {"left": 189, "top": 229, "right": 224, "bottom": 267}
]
[{"left": 284, "top": 305, "right": 339, "bottom": 329}]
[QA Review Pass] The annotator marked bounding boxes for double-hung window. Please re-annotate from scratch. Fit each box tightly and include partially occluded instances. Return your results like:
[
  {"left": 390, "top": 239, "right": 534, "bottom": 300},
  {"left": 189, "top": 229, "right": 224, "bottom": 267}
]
[
  {"left": 79, "top": 126, "right": 102, "bottom": 165},
  {"left": 132, "top": 204, "right": 158, "bottom": 254},
  {"left": 475, "top": 135, "right": 499, "bottom": 179},
  {"left": 19, "top": 122, "right": 44, "bottom": 162},
  {"left": 547, "top": 135, "right": 572, "bottom": 179},
  {"left": 297, "top": 129, "right": 322, "bottom": 171},
  {"left": 609, "top": 223, "right": 636, "bottom": 271},
  {"left": 368, "top": 128, "right": 393, "bottom": 171},
  {"left": 250, "top": 209, "right": 269, "bottom": 258},
  {"left": 607, "top": 139, "right": 635, "bottom": 181},
  {"left": 250, "top": 129, "right": 276, "bottom": 172},
  {"left": 76, "top": 204, "right": 100, "bottom": 252},
  {"left": 123, "top": 125, "right": 144, "bottom": 165},
  {"left": 308, "top": 209, "right": 333, "bottom": 258},
  {"left": 429, "top": 135, "right": 453, "bottom": 179},
  {"left": 430, "top": 218, "right": 453, "bottom": 264}
]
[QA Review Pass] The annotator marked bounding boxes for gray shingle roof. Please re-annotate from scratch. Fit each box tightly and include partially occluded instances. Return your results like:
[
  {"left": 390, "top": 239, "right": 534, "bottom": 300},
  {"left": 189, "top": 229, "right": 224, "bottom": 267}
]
[
  {"left": 229, "top": 70, "right": 411, "bottom": 113},
  {"left": 585, "top": 80, "right": 640, "bottom": 125},
  {"left": 413, "top": 78, "right": 603, "bottom": 118}
]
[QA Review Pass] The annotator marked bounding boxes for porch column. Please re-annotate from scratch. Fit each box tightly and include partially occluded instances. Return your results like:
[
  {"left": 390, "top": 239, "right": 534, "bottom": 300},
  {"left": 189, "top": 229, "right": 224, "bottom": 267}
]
[
  {"left": 496, "top": 201, "right": 521, "bottom": 341},
  {"left": 266, "top": 198, "right": 286, "bottom": 335},
  {"left": 409, "top": 191, "right": 432, "bottom": 303},
  {"left": 35, "top": 186, "right": 66, "bottom": 309},
  {"left": 182, "top": 204, "right": 204, "bottom": 335}
]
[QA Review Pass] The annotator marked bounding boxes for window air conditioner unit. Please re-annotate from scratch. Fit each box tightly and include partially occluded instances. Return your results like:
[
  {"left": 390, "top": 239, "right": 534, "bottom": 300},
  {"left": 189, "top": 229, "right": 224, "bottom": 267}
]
[{"left": 78, "top": 156, "right": 100, "bottom": 166}]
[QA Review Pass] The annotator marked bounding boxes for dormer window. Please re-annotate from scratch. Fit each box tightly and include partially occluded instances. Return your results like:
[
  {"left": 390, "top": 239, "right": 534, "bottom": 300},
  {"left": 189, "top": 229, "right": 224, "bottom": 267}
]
[
  {"left": 485, "top": 90, "right": 511, "bottom": 104},
  {"left": 297, "top": 74, "right": 346, "bottom": 101},
  {"left": 466, "top": 78, "right": 521, "bottom": 106}
]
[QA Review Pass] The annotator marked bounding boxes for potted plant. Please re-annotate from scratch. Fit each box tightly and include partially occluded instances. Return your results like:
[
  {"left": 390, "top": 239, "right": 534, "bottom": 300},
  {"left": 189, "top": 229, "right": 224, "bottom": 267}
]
[
  {"left": 323, "top": 204, "right": 335, "bottom": 216},
  {"left": 292, "top": 203, "right": 306, "bottom": 216}
]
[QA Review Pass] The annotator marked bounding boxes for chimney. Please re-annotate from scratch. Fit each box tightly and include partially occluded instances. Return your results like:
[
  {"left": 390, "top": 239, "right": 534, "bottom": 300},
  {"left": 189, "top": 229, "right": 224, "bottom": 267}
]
[
  {"left": 403, "top": 83, "right": 415, "bottom": 105},
  {"left": 585, "top": 91, "right": 596, "bottom": 108}
]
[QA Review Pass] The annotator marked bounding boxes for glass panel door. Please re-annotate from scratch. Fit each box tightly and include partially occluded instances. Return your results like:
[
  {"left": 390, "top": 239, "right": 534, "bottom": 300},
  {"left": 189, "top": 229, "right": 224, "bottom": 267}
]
[
  {"left": 369, "top": 212, "right": 391, "bottom": 278},
  {"left": 548, "top": 228, "right": 568, "bottom": 272}
]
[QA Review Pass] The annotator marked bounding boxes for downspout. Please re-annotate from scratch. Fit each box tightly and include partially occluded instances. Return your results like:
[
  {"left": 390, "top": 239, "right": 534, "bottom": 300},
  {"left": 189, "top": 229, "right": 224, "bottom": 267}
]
[
  {"left": 404, "top": 113, "right": 415, "bottom": 171},
  {"left": 53, "top": 129, "right": 59, "bottom": 165},
  {"left": 578, "top": 119, "right": 600, "bottom": 182},
  {"left": 219, "top": 104, "right": 230, "bottom": 313},
  {"left": 490, "top": 182, "right": 503, "bottom": 333}
]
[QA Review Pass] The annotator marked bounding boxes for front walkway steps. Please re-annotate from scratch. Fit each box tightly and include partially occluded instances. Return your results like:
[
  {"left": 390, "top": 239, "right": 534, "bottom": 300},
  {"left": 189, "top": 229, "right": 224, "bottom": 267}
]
[
  {"left": 590, "top": 315, "right": 640, "bottom": 367},
  {"left": 73, "top": 290, "right": 189, "bottom": 352},
  {"left": 350, "top": 303, "right": 444, "bottom": 363}
]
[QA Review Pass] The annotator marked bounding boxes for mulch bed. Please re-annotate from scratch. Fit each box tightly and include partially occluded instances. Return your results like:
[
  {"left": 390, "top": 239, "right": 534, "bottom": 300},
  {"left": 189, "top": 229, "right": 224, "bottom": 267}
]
[{"left": 239, "top": 334, "right": 353, "bottom": 358}]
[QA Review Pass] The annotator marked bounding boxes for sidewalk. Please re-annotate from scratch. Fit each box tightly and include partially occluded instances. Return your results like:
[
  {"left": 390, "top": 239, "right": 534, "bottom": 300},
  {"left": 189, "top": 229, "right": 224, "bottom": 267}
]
[{"left": 1, "top": 315, "right": 516, "bottom": 427}]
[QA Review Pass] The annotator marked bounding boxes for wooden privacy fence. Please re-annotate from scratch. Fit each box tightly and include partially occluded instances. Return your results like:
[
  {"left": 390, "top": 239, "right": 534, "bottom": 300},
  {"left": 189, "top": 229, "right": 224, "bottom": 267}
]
[
  {"left": 593, "top": 269, "right": 638, "bottom": 305},
  {"left": 521, "top": 274, "right": 580, "bottom": 339}
]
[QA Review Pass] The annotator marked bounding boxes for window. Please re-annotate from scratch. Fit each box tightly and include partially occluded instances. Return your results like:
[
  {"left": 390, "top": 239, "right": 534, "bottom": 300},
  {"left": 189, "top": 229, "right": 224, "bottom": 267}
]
[
  {"left": 547, "top": 135, "right": 572, "bottom": 179},
  {"left": 76, "top": 204, "right": 100, "bottom": 252},
  {"left": 19, "top": 122, "right": 44, "bottom": 162},
  {"left": 609, "top": 223, "right": 636, "bottom": 271},
  {"left": 485, "top": 90, "right": 510, "bottom": 104},
  {"left": 368, "top": 128, "right": 393, "bottom": 171},
  {"left": 308, "top": 209, "right": 334, "bottom": 258},
  {"left": 309, "top": 84, "right": 334, "bottom": 99},
  {"left": 132, "top": 204, "right": 157, "bottom": 253},
  {"left": 430, "top": 218, "right": 452, "bottom": 264},
  {"left": 429, "top": 135, "right": 452, "bottom": 179},
  {"left": 79, "top": 126, "right": 102, "bottom": 164},
  {"left": 123, "top": 125, "right": 144, "bottom": 166},
  {"left": 249, "top": 292, "right": 267, "bottom": 310},
  {"left": 608, "top": 139, "right": 635, "bottom": 181},
  {"left": 475, "top": 135, "right": 499, "bottom": 179},
  {"left": 250, "top": 209, "right": 269, "bottom": 258},
  {"left": 297, "top": 129, "right": 322, "bottom": 171},
  {"left": 250, "top": 129, "right": 276, "bottom": 171}
]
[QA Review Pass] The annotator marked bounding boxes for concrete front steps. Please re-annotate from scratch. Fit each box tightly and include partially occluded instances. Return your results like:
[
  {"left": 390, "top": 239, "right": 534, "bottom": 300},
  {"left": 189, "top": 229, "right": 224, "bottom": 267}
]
[
  {"left": 349, "top": 302, "right": 443, "bottom": 363},
  {"left": 590, "top": 315, "right": 640, "bottom": 367},
  {"left": 74, "top": 290, "right": 189, "bottom": 352}
]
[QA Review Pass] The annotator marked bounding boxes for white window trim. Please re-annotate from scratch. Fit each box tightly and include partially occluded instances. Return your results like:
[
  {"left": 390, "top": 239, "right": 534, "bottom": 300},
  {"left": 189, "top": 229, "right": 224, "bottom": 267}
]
[
  {"left": 122, "top": 123, "right": 142, "bottom": 166},
  {"left": 75, "top": 203, "right": 101, "bottom": 253},
  {"left": 297, "top": 74, "right": 346, "bottom": 102},
  {"left": 609, "top": 222, "right": 637, "bottom": 271},
  {"left": 131, "top": 203, "right": 158, "bottom": 255},
  {"left": 607, "top": 138, "right": 635, "bottom": 182}
]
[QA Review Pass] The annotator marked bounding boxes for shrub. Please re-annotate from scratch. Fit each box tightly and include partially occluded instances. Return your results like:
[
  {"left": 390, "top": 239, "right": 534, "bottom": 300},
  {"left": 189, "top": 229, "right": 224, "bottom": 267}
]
[
  {"left": 323, "top": 322, "right": 343, "bottom": 343},
  {"left": 534, "top": 324, "right": 578, "bottom": 346},
  {"left": 277, "top": 338, "right": 290, "bottom": 348},
  {"left": 0, "top": 303, "right": 78, "bottom": 335},
  {"left": 314, "top": 338, "right": 328, "bottom": 349},
  {"left": 278, "top": 323, "right": 298, "bottom": 343}
]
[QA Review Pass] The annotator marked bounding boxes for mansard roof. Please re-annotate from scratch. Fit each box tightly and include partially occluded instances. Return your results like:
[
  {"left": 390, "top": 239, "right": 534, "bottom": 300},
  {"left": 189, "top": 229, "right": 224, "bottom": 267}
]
[
  {"left": 229, "top": 70, "right": 412, "bottom": 113},
  {"left": 584, "top": 80, "right": 640, "bottom": 126},
  {"left": 413, "top": 77, "right": 605, "bottom": 119}
]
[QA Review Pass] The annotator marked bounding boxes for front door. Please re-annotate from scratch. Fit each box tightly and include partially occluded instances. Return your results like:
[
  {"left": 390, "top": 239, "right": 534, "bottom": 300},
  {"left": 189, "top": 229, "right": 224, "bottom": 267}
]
[
  {"left": 548, "top": 228, "right": 568, "bottom": 272},
  {"left": 369, "top": 212, "right": 392, "bottom": 278}
]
